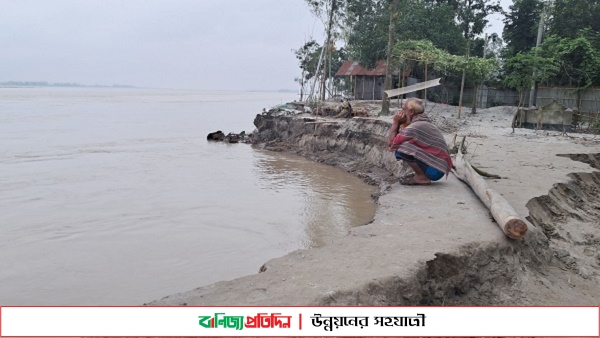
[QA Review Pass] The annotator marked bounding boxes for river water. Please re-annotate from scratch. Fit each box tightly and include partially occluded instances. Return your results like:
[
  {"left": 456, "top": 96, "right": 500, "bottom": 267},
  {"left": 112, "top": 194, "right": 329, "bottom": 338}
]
[{"left": 0, "top": 87, "right": 377, "bottom": 305}]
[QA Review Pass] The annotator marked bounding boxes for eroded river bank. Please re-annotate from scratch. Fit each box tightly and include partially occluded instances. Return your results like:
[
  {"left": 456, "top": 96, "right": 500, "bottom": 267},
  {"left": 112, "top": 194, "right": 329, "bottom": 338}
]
[{"left": 150, "top": 103, "right": 600, "bottom": 306}]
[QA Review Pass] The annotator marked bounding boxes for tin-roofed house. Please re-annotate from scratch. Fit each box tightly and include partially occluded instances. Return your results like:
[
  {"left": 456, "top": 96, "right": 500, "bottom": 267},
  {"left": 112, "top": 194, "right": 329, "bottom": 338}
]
[{"left": 335, "top": 60, "right": 400, "bottom": 100}]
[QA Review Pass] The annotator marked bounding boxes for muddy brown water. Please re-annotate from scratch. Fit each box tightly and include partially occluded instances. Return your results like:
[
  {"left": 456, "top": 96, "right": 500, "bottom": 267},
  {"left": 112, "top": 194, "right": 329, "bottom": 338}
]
[{"left": 0, "top": 88, "right": 377, "bottom": 305}]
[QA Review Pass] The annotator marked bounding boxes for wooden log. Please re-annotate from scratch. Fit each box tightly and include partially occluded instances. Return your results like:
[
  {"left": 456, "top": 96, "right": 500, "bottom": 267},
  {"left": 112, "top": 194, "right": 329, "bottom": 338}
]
[{"left": 453, "top": 137, "right": 528, "bottom": 239}]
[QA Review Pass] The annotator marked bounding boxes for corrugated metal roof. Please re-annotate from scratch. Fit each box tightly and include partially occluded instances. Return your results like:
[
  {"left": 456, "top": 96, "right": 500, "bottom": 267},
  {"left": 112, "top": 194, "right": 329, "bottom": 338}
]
[{"left": 335, "top": 60, "right": 389, "bottom": 76}]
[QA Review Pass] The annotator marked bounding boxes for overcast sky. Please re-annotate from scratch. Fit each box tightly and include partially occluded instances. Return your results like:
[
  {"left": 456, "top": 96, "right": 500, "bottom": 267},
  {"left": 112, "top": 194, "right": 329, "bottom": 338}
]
[{"left": 1, "top": 0, "right": 512, "bottom": 91}]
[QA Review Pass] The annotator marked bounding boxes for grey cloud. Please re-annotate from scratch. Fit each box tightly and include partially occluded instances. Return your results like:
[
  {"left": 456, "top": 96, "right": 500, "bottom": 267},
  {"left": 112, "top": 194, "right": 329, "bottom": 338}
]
[{"left": 1, "top": 0, "right": 325, "bottom": 90}]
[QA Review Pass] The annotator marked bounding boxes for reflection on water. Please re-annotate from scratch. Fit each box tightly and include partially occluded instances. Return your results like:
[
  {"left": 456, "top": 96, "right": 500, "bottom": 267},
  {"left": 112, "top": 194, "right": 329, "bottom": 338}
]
[{"left": 0, "top": 87, "right": 377, "bottom": 305}]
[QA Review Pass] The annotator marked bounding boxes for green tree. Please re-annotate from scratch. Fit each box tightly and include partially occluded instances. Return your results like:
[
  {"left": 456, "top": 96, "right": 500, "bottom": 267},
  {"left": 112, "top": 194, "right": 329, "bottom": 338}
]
[
  {"left": 302, "top": 0, "right": 497, "bottom": 108},
  {"left": 547, "top": 0, "right": 600, "bottom": 40},
  {"left": 393, "top": 39, "right": 498, "bottom": 115},
  {"left": 539, "top": 32, "right": 600, "bottom": 89},
  {"left": 293, "top": 40, "right": 322, "bottom": 101},
  {"left": 305, "top": 0, "right": 347, "bottom": 42},
  {"left": 329, "top": 47, "right": 349, "bottom": 94},
  {"left": 343, "top": 0, "right": 389, "bottom": 69},
  {"left": 440, "top": 0, "right": 502, "bottom": 40},
  {"left": 446, "top": 0, "right": 502, "bottom": 115},
  {"left": 305, "top": 0, "right": 348, "bottom": 100},
  {"left": 464, "top": 56, "right": 499, "bottom": 113},
  {"left": 503, "top": 52, "right": 558, "bottom": 107},
  {"left": 293, "top": 40, "right": 347, "bottom": 100},
  {"left": 502, "top": 0, "right": 544, "bottom": 58},
  {"left": 343, "top": 0, "right": 467, "bottom": 68},
  {"left": 398, "top": 0, "right": 467, "bottom": 55}
]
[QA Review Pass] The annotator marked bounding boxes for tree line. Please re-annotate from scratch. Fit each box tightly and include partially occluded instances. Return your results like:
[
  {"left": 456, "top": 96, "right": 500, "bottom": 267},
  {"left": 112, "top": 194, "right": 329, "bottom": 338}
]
[{"left": 294, "top": 0, "right": 600, "bottom": 113}]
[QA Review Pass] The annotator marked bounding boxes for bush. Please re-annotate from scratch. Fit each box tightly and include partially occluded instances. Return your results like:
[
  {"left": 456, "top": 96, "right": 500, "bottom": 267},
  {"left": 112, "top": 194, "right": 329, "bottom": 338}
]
[
  {"left": 427, "top": 92, "right": 441, "bottom": 103},
  {"left": 489, "top": 100, "right": 504, "bottom": 107}
]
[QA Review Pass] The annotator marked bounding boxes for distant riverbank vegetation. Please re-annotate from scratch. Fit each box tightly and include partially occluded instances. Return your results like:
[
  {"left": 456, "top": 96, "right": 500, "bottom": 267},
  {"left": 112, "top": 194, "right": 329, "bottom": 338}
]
[
  {"left": 295, "top": 0, "right": 600, "bottom": 114},
  {"left": 0, "top": 81, "right": 135, "bottom": 88}
]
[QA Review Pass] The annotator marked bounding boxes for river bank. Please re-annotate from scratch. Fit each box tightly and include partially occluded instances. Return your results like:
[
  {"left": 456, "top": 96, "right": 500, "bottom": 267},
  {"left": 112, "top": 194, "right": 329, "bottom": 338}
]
[{"left": 149, "top": 101, "right": 600, "bottom": 305}]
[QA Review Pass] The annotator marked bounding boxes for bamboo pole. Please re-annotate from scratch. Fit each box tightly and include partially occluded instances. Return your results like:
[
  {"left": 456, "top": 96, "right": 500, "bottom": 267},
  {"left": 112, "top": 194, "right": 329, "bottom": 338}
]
[
  {"left": 453, "top": 137, "right": 528, "bottom": 239},
  {"left": 424, "top": 63, "right": 428, "bottom": 103},
  {"left": 320, "top": 0, "right": 336, "bottom": 101},
  {"left": 458, "top": 41, "right": 470, "bottom": 119},
  {"left": 372, "top": 76, "right": 375, "bottom": 100}
]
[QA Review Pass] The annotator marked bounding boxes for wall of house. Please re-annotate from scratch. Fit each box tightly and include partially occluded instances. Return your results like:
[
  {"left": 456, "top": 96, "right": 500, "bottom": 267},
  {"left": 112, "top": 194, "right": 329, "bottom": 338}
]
[{"left": 354, "top": 76, "right": 385, "bottom": 100}]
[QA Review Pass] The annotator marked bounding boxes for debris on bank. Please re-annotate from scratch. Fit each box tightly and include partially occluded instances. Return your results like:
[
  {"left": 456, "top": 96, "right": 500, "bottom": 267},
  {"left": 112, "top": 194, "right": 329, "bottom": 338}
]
[
  {"left": 206, "top": 130, "right": 253, "bottom": 144},
  {"left": 262, "top": 101, "right": 374, "bottom": 118},
  {"left": 206, "top": 100, "right": 379, "bottom": 145}
]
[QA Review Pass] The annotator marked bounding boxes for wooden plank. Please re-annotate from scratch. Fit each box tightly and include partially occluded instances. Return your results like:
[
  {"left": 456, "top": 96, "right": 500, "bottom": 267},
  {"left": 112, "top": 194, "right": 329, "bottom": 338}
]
[{"left": 385, "top": 78, "right": 442, "bottom": 98}]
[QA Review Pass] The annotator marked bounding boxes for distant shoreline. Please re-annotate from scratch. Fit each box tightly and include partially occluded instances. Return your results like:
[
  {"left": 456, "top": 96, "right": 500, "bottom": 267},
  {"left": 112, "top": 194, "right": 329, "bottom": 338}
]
[
  {"left": 0, "top": 81, "right": 134, "bottom": 89},
  {"left": 0, "top": 84, "right": 299, "bottom": 93}
]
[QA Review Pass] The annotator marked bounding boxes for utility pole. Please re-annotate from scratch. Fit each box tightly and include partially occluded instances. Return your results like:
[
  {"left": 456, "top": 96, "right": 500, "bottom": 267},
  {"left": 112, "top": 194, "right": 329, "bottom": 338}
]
[
  {"left": 329, "top": 52, "right": 332, "bottom": 98},
  {"left": 458, "top": 40, "right": 470, "bottom": 119},
  {"left": 381, "top": 0, "right": 397, "bottom": 116},
  {"left": 320, "top": 0, "right": 336, "bottom": 101},
  {"left": 529, "top": 0, "right": 552, "bottom": 108},
  {"left": 307, "top": 42, "right": 326, "bottom": 101},
  {"left": 479, "top": 33, "right": 489, "bottom": 109}
]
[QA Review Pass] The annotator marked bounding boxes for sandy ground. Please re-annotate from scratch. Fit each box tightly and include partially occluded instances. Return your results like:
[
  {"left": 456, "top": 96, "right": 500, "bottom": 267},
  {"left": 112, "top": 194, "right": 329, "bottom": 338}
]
[
  {"left": 149, "top": 101, "right": 600, "bottom": 306},
  {"left": 383, "top": 101, "right": 600, "bottom": 304}
]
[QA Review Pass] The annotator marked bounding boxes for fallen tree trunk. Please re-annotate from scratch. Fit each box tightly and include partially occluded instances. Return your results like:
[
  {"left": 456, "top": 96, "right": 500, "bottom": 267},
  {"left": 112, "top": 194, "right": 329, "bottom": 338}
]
[{"left": 453, "top": 137, "right": 528, "bottom": 239}]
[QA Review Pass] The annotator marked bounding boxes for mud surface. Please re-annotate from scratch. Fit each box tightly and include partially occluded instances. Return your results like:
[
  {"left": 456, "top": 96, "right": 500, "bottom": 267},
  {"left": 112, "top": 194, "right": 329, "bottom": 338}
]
[
  {"left": 149, "top": 101, "right": 600, "bottom": 306},
  {"left": 527, "top": 154, "right": 600, "bottom": 283}
]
